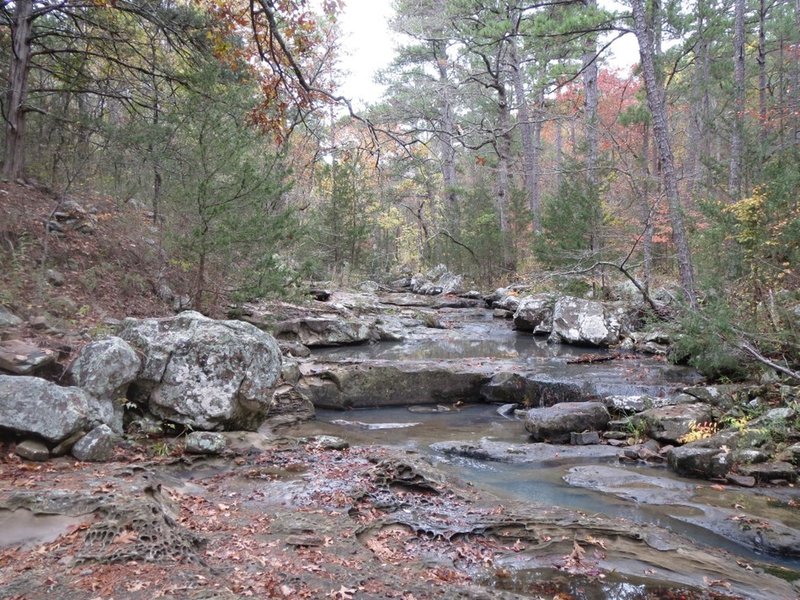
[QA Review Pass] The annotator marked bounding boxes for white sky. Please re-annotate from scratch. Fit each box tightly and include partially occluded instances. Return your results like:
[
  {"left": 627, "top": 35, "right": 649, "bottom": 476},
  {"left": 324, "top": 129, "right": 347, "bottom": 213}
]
[
  {"left": 336, "top": 0, "right": 397, "bottom": 108},
  {"left": 336, "top": 0, "right": 640, "bottom": 108}
]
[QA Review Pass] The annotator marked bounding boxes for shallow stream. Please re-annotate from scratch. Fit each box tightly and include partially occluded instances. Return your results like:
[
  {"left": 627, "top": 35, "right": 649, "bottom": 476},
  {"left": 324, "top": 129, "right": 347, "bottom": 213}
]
[{"left": 304, "top": 308, "right": 800, "bottom": 573}]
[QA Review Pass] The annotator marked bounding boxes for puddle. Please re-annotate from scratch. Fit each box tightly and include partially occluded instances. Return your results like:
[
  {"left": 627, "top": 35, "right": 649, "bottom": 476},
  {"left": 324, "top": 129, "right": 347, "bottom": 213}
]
[
  {"left": 0, "top": 508, "right": 86, "bottom": 549},
  {"left": 482, "top": 567, "right": 741, "bottom": 599}
]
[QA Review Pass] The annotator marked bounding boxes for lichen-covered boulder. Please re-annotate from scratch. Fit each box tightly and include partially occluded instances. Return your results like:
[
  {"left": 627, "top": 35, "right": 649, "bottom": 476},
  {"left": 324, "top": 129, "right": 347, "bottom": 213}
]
[
  {"left": 71, "top": 424, "right": 117, "bottom": 462},
  {"left": 635, "top": 402, "right": 714, "bottom": 444},
  {"left": 184, "top": 431, "right": 227, "bottom": 455},
  {"left": 272, "top": 317, "right": 374, "bottom": 347},
  {"left": 525, "top": 401, "right": 610, "bottom": 443},
  {"left": 481, "top": 372, "right": 588, "bottom": 407},
  {"left": 549, "top": 297, "right": 621, "bottom": 347},
  {"left": 512, "top": 294, "right": 555, "bottom": 334},
  {"left": 118, "top": 311, "right": 282, "bottom": 431},
  {"left": 0, "top": 375, "right": 90, "bottom": 443},
  {"left": 68, "top": 336, "right": 141, "bottom": 433}
]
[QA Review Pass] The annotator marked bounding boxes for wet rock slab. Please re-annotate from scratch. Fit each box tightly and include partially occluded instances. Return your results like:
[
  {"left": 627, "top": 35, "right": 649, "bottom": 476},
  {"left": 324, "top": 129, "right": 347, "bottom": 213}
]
[
  {"left": 564, "top": 465, "right": 800, "bottom": 559},
  {"left": 431, "top": 438, "right": 620, "bottom": 463}
]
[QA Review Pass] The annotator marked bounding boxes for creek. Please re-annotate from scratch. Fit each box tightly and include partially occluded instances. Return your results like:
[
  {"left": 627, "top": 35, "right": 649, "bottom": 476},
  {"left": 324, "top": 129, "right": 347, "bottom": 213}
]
[{"left": 299, "top": 306, "right": 800, "bottom": 573}]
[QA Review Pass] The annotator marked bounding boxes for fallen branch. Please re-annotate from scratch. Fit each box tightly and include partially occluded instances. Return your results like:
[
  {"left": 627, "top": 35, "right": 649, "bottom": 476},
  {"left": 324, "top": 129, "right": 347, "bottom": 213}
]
[
  {"left": 567, "top": 352, "right": 621, "bottom": 364},
  {"left": 739, "top": 342, "right": 800, "bottom": 383}
]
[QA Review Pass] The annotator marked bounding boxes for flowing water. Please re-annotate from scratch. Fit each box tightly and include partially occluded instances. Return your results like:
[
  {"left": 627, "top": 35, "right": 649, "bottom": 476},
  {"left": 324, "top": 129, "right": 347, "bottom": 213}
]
[{"left": 305, "top": 308, "right": 800, "bottom": 572}]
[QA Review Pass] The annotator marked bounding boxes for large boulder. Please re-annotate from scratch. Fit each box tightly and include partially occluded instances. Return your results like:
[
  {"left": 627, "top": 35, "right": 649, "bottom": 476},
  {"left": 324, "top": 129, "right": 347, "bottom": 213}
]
[
  {"left": 299, "top": 362, "right": 487, "bottom": 409},
  {"left": 634, "top": 402, "right": 715, "bottom": 444},
  {"left": 68, "top": 336, "right": 141, "bottom": 433},
  {"left": 118, "top": 311, "right": 282, "bottom": 431},
  {"left": 667, "top": 446, "right": 732, "bottom": 479},
  {"left": 549, "top": 297, "right": 623, "bottom": 347},
  {"left": 0, "top": 375, "right": 90, "bottom": 443},
  {"left": 272, "top": 317, "right": 374, "bottom": 347},
  {"left": 525, "top": 401, "right": 610, "bottom": 443},
  {"left": 481, "top": 372, "right": 589, "bottom": 407},
  {"left": 512, "top": 294, "right": 555, "bottom": 334},
  {"left": 407, "top": 264, "right": 464, "bottom": 296}
]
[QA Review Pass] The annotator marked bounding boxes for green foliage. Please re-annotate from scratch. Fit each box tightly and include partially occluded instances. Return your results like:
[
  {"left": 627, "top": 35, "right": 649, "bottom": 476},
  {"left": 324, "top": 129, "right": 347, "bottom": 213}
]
[
  {"left": 309, "top": 155, "right": 374, "bottom": 279},
  {"left": 161, "top": 64, "right": 299, "bottom": 305},
  {"left": 534, "top": 159, "right": 603, "bottom": 269},
  {"left": 669, "top": 299, "right": 750, "bottom": 381}
]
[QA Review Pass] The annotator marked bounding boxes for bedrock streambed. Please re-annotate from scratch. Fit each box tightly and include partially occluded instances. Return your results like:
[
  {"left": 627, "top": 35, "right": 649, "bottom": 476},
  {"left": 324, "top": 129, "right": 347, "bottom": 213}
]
[
  {"left": 299, "top": 308, "right": 800, "bottom": 577},
  {"left": 301, "top": 404, "right": 800, "bottom": 572}
]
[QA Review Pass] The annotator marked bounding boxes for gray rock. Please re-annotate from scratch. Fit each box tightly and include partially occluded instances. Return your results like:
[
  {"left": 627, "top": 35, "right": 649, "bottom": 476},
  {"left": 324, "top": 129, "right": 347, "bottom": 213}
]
[
  {"left": 49, "top": 295, "right": 79, "bottom": 317},
  {"left": 373, "top": 315, "right": 407, "bottom": 341},
  {"left": 667, "top": 446, "right": 731, "bottom": 479},
  {"left": 726, "top": 473, "right": 756, "bottom": 487},
  {"left": 15, "top": 439, "right": 50, "bottom": 461},
  {"left": 412, "top": 265, "right": 464, "bottom": 296},
  {"left": 739, "top": 461, "right": 797, "bottom": 483},
  {"left": 681, "top": 385, "right": 736, "bottom": 409},
  {"left": 71, "top": 424, "right": 117, "bottom": 462},
  {"left": 0, "top": 306, "right": 23, "bottom": 328},
  {"left": 300, "top": 362, "right": 487, "bottom": 410},
  {"left": 525, "top": 401, "right": 610, "bottom": 443},
  {"left": 512, "top": 294, "right": 554, "bottom": 334},
  {"left": 549, "top": 297, "right": 622, "bottom": 347},
  {"left": 268, "top": 384, "right": 315, "bottom": 425},
  {"left": 734, "top": 448, "right": 770, "bottom": 464},
  {"left": 481, "top": 372, "right": 588, "bottom": 407},
  {"left": 0, "top": 340, "right": 57, "bottom": 375},
  {"left": 51, "top": 431, "right": 86, "bottom": 457},
  {"left": 69, "top": 336, "right": 140, "bottom": 399},
  {"left": 492, "top": 308, "right": 513, "bottom": 319},
  {"left": 601, "top": 395, "right": 656, "bottom": 414},
  {"left": 571, "top": 431, "right": 601, "bottom": 445},
  {"left": 309, "top": 435, "right": 349, "bottom": 450},
  {"left": 433, "top": 439, "right": 619, "bottom": 463},
  {"left": 492, "top": 293, "right": 521, "bottom": 313},
  {"left": 184, "top": 431, "right": 227, "bottom": 455},
  {"left": 119, "top": 311, "right": 282, "bottom": 431},
  {"left": 68, "top": 336, "right": 141, "bottom": 433},
  {"left": 783, "top": 443, "right": 800, "bottom": 466},
  {"left": 280, "top": 356, "right": 301, "bottom": 385},
  {"left": 273, "top": 317, "right": 374, "bottom": 346},
  {"left": 46, "top": 269, "right": 65, "bottom": 287},
  {"left": 278, "top": 341, "right": 311, "bottom": 358},
  {"left": 0, "top": 375, "right": 90, "bottom": 443},
  {"left": 635, "top": 402, "right": 714, "bottom": 444},
  {"left": 29, "top": 315, "right": 53, "bottom": 331}
]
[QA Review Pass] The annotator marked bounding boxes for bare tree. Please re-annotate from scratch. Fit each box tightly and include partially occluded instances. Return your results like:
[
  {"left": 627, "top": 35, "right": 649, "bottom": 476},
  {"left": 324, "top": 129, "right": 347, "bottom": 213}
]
[{"left": 630, "top": 0, "right": 698, "bottom": 308}]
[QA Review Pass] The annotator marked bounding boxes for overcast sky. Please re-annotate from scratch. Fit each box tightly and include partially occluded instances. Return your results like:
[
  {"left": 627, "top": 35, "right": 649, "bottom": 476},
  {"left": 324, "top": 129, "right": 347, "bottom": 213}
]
[{"left": 336, "top": 1, "right": 640, "bottom": 108}]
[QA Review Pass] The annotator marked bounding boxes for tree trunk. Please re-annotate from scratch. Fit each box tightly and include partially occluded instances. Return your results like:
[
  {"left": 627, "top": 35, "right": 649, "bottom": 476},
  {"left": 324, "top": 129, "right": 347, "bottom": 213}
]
[
  {"left": 496, "top": 83, "right": 514, "bottom": 270},
  {"left": 792, "top": 0, "right": 800, "bottom": 145},
  {"left": 631, "top": 0, "right": 698, "bottom": 308},
  {"left": 583, "top": 0, "right": 602, "bottom": 291},
  {"left": 434, "top": 38, "right": 459, "bottom": 230},
  {"left": 757, "top": 0, "right": 767, "bottom": 152},
  {"left": 509, "top": 41, "right": 540, "bottom": 232},
  {"left": 729, "top": 0, "right": 746, "bottom": 199},
  {"left": 3, "top": 0, "right": 34, "bottom": 181},
  {"left": 640, "top": 123, "right": 653, "bottom": 293},
  {"left": 687, "top": 0, "right": 710, "bottom": 200}
]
